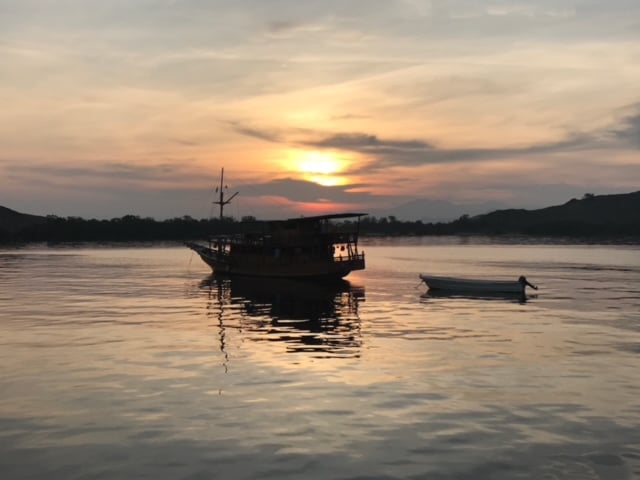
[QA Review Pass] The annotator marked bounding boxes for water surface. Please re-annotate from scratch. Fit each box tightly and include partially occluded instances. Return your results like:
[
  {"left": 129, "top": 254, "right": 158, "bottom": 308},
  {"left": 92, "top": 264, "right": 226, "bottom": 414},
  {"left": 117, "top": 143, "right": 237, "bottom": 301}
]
[{"left": 1, "top": 239, "right": 639, "bottom": 479}]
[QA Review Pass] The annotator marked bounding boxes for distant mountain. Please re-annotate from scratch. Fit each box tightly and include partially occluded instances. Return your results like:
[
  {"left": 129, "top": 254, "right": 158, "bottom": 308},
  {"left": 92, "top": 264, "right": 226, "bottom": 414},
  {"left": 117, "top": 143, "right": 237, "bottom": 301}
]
[
  {"left": 465, "top": 191, "right": 640, "bottom": 235},
  {"left": 0, "top": 206, "right": 47, "bottom": 237},
  {"left": 370, "top": 198, "right": 508, "bottom": 222}
]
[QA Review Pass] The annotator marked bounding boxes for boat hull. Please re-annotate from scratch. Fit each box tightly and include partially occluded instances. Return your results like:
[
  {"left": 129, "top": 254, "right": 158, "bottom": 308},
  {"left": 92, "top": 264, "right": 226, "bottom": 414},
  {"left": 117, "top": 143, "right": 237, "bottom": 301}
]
[
  {"left": 187, "top": 242, "right": 364, "bottom": 279},
  {"left": 419, "top": 274, "right": 529, "bottom": 294}
]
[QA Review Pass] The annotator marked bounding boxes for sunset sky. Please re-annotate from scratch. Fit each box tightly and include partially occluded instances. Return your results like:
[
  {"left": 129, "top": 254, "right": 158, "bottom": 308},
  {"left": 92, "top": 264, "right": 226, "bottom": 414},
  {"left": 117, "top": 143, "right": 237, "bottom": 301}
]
[{"left": 2, "top": 0, "right": 639, "bottom": 220}]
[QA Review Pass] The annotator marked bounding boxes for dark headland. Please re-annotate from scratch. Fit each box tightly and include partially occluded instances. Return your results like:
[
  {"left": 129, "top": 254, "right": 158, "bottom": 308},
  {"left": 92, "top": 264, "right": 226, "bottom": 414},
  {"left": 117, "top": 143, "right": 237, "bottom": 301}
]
[{"left": 1, "top": 191, "right": 639, "bottom": 244}]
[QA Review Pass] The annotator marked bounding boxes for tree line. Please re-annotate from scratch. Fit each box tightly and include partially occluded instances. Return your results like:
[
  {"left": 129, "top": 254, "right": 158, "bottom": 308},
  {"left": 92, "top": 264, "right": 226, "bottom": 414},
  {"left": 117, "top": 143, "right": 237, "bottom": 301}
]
[
  {"left": 2, "top": 209, "right": 638, "bottom": 244},
  {"left": 2, "top": 214, "right": 475, "bottom": 243}
]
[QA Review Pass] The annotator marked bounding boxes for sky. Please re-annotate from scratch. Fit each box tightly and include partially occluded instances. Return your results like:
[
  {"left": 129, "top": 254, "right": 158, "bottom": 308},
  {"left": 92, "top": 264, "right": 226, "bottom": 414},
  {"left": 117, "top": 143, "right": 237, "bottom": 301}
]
[{"left": 1, "top": 0, "right": 639, "bottom": 220}]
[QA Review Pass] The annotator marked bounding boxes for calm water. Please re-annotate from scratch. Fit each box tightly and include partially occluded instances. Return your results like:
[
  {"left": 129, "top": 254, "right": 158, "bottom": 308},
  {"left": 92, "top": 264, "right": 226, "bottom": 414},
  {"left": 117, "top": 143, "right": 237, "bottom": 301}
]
[{"left": 1, "top": 238, "right": 640, "bottom": 480}]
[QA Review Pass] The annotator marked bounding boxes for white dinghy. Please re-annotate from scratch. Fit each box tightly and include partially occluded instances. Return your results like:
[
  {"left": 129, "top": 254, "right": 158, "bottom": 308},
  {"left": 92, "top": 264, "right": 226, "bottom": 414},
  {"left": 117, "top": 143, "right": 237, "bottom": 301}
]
[{"left": 419, "top": 274, "right": 537, "bottom": 295}]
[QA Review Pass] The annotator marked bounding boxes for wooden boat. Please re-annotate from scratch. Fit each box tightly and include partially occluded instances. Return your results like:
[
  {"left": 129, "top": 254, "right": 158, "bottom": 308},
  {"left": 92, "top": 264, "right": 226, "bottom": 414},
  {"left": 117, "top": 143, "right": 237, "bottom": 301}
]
[
  {"left": 186, "top": 168, "right": 366, "bottom": 279},
  {"left": 419, "top": 274, "right": 537, "bottom": 294},
  {"left": 186, "top": 212, "right": 366, "bottom": 279}
]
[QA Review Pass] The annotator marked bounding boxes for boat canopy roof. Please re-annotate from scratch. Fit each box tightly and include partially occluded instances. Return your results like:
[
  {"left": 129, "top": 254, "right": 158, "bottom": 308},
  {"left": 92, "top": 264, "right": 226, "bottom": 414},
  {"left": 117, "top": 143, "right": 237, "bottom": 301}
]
[{"left": 206, "top": 212, "right": 367, "bottom": 240}]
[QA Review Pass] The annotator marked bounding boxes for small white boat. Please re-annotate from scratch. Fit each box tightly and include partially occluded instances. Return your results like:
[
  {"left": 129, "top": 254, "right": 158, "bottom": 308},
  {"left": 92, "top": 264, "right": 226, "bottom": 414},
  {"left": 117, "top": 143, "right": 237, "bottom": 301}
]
[{"left": 419, "top": 274, "right": 537, "bottom": 294}]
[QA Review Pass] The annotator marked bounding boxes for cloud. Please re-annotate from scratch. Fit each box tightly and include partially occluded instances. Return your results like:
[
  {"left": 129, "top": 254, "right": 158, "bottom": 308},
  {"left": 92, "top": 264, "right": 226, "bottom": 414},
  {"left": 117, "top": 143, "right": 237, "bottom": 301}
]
[
  {"left": 229, "top": 177, "right": 414, "bottom": 219},
  {"left": 228, "top": 123, "right": 282, "bottom": 143},
  {"left": 222, "top": 102, "right": 640, "bottom": 179},
  {"left": 4, "top": 160, "right": 405, "bottom": 218},
  {"left": 306, "top": 133, "right": 433, "bottom": 151},
  {"left": 236, "top": 178, "right": 377, "bottom": 204},
  {"left": 227, "top": 122, "right": 434, "bottom": 155},
  {"left": 291, "top": 104, "right": 640, "bottom": 171},
  {"left": 608, "top": 105, "right": 640, "bottom": 148},
  {"left": 330, "top": 113, "right": 371, "bottom": 121},
  {"left": 267, "top": 19, "right": 301, "bottom": 35},
  {"left": 8, "top": 161, "right": 203, "bottom": 189},
  {"left": 264, "top": 19, "right": 329, "bottom": 38},
  {"left": 295, "top": 131, "right": 591, "bottom": 171}
]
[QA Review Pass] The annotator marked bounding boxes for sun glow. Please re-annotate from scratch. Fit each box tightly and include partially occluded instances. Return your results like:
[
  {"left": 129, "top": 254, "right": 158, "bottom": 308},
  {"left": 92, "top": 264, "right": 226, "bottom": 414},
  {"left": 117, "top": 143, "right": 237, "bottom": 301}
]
[
  {"left": 284, "top": 150, "right": 350, "bottom": 186},
  {"left": 299, "top": 151, "right": 341, "bottom": 175},
  {"left": 305, "top": 175, "right": 348, "bottom": 186}
]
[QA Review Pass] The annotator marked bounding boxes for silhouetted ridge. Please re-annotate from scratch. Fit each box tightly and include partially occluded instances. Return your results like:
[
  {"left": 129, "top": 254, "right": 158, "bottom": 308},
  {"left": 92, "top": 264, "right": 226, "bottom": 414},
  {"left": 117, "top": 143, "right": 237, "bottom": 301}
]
[
  {"left": 0, "top": 206, "right": 47, "bottom": 238},
  {"left": 468, "top": 191, "right": 640, "bottom": 235}
]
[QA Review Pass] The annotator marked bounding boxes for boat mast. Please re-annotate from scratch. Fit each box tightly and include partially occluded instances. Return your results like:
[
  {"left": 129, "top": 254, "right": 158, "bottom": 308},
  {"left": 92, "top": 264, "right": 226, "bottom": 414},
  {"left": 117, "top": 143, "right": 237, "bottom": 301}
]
[{"left": 213, "top": 167, "right": 239, "bottom": 221}]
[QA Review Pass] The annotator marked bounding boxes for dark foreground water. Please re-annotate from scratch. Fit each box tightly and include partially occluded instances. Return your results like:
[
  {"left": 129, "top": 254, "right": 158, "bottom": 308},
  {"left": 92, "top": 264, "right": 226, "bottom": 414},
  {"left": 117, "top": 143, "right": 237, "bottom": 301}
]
[{"left": 1, "top": 238, "right": 640, "bottom": 479}]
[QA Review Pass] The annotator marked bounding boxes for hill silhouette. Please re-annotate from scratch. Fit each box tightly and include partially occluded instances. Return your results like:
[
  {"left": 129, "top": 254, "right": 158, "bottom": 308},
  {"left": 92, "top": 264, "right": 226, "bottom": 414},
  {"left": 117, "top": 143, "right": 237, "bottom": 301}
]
[
  {"left": 462, "top": 191, "right": 640, "bottom": 236},
  {"left": 1, "top": 191, "right": 639, "bottom": 243},
  {"left": 0, "top": 206, "right": 47, "bottom": 240}
]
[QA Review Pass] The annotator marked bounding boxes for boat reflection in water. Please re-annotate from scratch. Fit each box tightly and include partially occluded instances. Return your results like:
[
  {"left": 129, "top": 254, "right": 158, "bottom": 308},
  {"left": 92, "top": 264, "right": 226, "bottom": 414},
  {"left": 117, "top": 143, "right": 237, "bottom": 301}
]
[
  {"left": 200, "top": 275, "right": 365, "bottom": 359},
  {"left": 421, "top": 289, "right": 533, "bottom": 304}
]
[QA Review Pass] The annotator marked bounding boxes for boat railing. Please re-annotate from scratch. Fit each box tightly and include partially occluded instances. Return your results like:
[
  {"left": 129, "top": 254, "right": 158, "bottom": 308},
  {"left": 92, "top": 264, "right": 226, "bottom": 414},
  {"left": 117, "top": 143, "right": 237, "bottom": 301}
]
[{"left": 333, "top": 252, "right": 365, "bottom": 263}]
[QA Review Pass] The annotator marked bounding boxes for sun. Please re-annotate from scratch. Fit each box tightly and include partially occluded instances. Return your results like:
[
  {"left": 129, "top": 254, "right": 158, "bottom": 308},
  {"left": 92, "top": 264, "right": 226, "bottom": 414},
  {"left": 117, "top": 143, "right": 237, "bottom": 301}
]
[
  {"left": 277, "top": 149, "right": 352, "bottom": 186},
  {"left": 292, "top": 151, "right": 349, "bottom": 186},
  {"left": 298, "top": 151, "right": 341, "bottom": 175}
]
